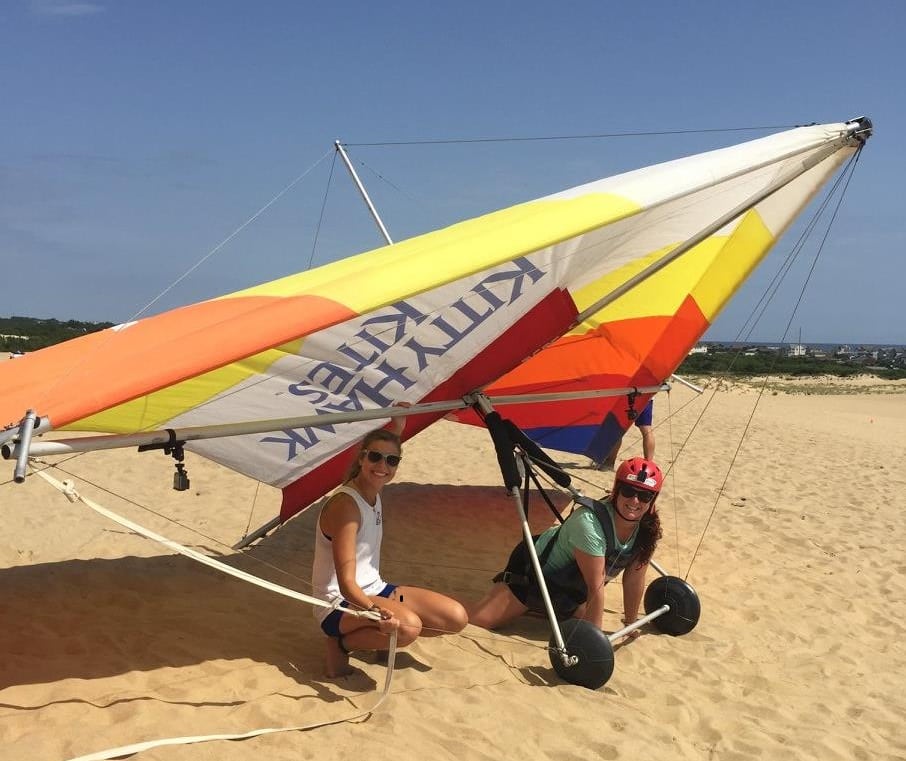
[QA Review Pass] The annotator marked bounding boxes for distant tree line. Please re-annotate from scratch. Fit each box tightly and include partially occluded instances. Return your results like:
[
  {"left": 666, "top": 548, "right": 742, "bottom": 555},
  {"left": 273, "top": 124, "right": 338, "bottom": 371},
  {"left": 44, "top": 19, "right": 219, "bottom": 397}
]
[
  {"left": 5, "top": 315, "right": 905, "bottom": 382},
  {"left": 1, "top": 316, "right": 113, "bottom": 353},
  {"left": 678, "top": 349, "right": 906, "bottom": 380}
]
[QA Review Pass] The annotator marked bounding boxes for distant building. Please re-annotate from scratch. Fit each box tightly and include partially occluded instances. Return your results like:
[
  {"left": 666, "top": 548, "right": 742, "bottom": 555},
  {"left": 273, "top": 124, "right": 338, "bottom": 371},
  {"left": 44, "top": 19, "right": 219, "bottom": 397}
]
[{"left": 688, "top": 345, "right": 708, "bottom": 355}]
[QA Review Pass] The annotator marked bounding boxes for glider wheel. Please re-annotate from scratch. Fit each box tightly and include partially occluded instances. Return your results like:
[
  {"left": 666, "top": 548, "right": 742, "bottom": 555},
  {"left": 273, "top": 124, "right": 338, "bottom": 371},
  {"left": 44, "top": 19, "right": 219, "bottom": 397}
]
[
  {"left": 549, "top": 618, "right": 615, "bottom": 689},
  {"left": 644, "top": 575, "right": 701, "bottom": 636}
]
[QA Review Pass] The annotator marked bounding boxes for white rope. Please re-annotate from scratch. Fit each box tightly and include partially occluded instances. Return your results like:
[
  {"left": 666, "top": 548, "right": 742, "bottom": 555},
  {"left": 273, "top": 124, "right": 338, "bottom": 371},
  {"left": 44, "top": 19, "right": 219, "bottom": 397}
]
[
  {"left": 65, "top": 633, "right": 397, "bottom": 761},
  {"left": 31, "top": 468, "right": 398, "bottom": 761},
  {"left": 35, "top": 469, "right": 347, "bottom": 613}
]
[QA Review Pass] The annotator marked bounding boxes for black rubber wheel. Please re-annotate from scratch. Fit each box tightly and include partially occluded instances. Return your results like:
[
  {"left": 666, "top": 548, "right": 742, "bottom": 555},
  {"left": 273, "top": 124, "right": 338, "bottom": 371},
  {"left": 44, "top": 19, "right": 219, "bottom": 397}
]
[
  {"left": 548, "top": 618, "right": 615, "bottom": 689},
  {"left": 643, "top": 575, "right": 701, "bottom": 635}
]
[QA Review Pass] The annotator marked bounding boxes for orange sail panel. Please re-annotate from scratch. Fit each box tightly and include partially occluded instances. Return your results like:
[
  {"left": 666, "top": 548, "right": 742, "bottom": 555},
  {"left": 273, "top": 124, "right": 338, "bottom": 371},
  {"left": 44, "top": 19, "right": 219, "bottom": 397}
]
[{"left": 0, "top": 295, "right": 356, "bottom": 433}]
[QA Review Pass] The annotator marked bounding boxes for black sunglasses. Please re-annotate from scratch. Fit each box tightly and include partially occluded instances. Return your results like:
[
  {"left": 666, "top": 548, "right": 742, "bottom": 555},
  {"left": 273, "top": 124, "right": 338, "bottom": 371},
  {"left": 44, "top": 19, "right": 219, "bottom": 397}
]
[
  {"left": 617, "top": 483, "right": 655, "bottom": 503},
  {"left": 363, "top": 449, "right": 402, "bottom": 467}
]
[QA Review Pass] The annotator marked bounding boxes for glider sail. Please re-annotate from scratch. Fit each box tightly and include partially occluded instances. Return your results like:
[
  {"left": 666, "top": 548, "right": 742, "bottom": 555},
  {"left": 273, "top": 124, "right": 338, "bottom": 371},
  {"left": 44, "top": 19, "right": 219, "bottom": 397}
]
[
  {"left": 0, "top": 118, "right": 870, "bottom": 523},
  {"left": 452, "top": 119, "right": 871, "bottom": 459},
  {"left": 456, "top": 201, "right": 788, "bottom": 460}
]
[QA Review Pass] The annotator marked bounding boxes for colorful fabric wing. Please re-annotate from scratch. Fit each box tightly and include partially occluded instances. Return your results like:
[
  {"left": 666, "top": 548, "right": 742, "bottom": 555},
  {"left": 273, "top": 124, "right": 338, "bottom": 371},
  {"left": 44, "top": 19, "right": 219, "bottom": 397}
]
[
  {"left": 0, "top": 120, "right": 867, "bottom": 523},
  {"left": 471, "top": 206, "right": 781, "bottom": 459},
  {"left": 457, "top": 124, "right": 868, "bottom": 460}
]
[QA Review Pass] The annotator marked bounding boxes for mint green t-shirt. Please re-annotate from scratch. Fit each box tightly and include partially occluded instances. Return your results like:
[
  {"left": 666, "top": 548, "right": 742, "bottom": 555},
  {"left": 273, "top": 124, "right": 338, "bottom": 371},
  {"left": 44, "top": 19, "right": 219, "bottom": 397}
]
[{"left": 534, "top": 502, "right": 638, "bottom": 575}]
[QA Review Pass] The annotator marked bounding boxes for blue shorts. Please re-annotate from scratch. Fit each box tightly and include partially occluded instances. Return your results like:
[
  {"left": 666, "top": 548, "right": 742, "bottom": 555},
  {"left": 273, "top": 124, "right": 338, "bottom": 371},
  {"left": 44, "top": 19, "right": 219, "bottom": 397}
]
[
  {"left": 634, "top": 400, "right": 653, "bottom": 427},
  {"left": 320, "top": 583, "right": 397, "bottom": 637}
]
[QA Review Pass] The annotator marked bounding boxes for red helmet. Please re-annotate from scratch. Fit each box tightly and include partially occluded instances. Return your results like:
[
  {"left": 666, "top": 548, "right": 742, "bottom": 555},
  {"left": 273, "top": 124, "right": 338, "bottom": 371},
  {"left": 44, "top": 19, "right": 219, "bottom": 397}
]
[{"left": 614, "top": 457, "right": 663, "bottom": 494}]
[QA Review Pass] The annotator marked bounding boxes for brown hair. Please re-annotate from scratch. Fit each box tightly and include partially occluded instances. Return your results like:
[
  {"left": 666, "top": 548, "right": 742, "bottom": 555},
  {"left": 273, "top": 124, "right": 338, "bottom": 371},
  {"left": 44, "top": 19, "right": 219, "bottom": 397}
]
[
  {"left": 632, "top": 507, "right": 663, "bottom": 568},
  {"left": 344, "top": 428, "right": 402, "bottom": 482}
]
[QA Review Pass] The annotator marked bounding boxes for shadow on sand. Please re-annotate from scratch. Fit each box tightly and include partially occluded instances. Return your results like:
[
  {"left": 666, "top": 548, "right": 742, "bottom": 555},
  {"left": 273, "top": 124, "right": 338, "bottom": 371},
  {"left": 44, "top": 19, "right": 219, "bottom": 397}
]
[{"left": 0, "top": 482, "right": 564, "bottom": 692}]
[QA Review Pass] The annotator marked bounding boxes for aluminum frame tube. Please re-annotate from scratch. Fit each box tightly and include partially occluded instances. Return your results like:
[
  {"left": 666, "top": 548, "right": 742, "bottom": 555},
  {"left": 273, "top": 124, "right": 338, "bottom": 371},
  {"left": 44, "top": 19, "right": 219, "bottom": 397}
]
[
  {"left": 4, "top": 385, "right": 669, "bottom": 461},
  {"left": 607, "top": 604, "right": 670, "bottom": 642}
]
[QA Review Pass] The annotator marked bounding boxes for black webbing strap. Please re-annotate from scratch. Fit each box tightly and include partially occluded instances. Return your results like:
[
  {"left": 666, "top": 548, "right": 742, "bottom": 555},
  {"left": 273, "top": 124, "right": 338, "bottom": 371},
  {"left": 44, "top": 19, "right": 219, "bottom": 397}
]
[{"left": 485, "top": 411, "right": 521, "bottom": 490}]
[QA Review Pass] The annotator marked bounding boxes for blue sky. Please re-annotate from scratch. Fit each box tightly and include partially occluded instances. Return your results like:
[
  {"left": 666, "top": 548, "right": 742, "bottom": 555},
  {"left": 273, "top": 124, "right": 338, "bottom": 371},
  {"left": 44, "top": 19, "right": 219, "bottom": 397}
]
[{"left": 1, "top": 0, "right": 903, "bottom": 343}]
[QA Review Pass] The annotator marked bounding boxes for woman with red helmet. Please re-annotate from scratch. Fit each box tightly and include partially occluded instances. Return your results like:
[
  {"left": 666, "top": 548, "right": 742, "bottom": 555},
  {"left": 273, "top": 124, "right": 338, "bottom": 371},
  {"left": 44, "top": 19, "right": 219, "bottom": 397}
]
[{"left": 469, "top": 457, "right": 663, "bottom": 637}]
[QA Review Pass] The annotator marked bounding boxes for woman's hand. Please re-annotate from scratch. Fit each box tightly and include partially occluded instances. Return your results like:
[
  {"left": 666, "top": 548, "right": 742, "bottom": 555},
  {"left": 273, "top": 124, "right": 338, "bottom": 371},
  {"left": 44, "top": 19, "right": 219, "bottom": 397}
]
[
  {"left": 621, "top": 617, "right": 642, "bottom": 641},
  {"left": 371, "top": 605, "right": 400, "bottom": 634},
  {"left": 388, "top": 401, "right": 411, "bottom": 436}
]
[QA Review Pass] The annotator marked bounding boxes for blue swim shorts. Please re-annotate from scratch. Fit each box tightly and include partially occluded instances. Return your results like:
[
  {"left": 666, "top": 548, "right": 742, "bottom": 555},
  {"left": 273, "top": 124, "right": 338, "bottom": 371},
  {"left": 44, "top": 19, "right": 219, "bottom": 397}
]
[
  {"left": 320, "top": 583, "right": 397, "bottom": 637},
  {"left": 634, "top": 400, "right": 654, "bottom": 427}
]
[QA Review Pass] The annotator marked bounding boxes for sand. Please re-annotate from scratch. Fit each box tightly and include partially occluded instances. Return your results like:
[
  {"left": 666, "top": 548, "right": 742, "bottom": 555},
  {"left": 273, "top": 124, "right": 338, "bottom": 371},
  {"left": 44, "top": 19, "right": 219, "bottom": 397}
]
[{"left": 2, "top": 378, "right": 905, "bottom": 761}]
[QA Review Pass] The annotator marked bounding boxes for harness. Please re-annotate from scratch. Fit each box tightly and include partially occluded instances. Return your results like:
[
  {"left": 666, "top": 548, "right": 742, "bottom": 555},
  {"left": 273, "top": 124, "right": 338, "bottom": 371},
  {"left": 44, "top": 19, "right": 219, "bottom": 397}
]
[{"left": 494, "top": 497, "right": 638, "bottom": 616}]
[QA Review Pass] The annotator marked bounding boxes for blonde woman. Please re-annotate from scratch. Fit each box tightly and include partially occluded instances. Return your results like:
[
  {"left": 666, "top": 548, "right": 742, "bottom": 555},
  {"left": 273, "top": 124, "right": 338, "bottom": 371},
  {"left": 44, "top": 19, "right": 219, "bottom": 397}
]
[{"left": 312, "top": 423, "right": 467, "bottom": 676}]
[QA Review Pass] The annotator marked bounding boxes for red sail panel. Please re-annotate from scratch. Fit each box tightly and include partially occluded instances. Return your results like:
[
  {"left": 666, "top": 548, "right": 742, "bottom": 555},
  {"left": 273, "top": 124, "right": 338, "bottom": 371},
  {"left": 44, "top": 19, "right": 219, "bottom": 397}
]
[
  {"left": 451, "top": 295, "right": 709, "bottom": 459},
  {"left": 278, "top": 287, "right": 579, "bottom": 520}
]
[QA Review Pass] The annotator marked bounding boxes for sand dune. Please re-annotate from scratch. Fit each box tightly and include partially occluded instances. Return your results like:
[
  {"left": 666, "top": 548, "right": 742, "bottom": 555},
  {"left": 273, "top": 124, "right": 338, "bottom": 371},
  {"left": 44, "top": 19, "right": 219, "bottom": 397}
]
[{"left": 2, "top": 381, "right": 905, "bottom": 760}]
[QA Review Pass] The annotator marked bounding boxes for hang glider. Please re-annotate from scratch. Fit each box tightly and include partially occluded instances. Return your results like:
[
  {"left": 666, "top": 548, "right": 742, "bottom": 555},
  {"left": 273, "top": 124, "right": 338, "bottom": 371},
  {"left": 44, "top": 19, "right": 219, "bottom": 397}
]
[{"left": 2, "top": 118, "right": 872, "bottom": 536}]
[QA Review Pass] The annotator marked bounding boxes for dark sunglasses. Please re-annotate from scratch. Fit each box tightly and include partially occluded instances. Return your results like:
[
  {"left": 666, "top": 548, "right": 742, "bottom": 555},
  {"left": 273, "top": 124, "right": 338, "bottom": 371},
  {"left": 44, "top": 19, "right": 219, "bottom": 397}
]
[
  {"left": 363, "top": 449, "right": 402, "bottom": 467},
  {"left": 617, "top": 483, "right": 655, "bottom": 503}
]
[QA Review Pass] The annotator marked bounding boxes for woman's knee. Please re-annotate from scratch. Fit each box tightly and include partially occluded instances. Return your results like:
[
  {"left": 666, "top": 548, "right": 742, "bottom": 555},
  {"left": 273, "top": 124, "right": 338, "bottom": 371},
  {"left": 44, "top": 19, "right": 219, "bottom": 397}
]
[
  {"left": 467, "top": 606, "right": 499, "bottom": 630},
  {"left": 446, "top": 600, "right": 469, "bottom": 633},
  {"left": 396, "top": 610, "right": 423, "bottom": 645},
  {"left": 468, "top": 598, "right": 507, "bottom": 629},
  {"left": 468, "top": 585, "right": 524, "bottom": 630}
]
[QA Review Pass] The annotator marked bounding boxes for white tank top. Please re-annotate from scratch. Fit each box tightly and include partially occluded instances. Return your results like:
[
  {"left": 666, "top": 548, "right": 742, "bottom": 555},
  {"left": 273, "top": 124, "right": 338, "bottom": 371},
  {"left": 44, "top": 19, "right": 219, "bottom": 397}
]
[{"left": 311, "top": 483, "right": 386, "bottom": 622}]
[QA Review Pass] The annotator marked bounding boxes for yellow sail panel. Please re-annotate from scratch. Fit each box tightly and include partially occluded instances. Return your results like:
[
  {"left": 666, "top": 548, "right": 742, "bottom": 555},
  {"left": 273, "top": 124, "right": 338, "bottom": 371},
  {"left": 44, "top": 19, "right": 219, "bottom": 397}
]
[
  {"left": 688, "top": 210, "right": 775, "bottom": 321},
  {"left": 565, "top": 207, "right": 775, "bottom": 332},
  {"left": 223, "top": 193, "right": 641, "bottom": 311}
]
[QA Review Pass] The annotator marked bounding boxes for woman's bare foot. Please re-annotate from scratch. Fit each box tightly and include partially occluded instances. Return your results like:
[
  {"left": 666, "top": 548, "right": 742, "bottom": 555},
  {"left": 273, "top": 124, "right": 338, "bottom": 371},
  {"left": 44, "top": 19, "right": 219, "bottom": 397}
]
[{"left": 324, "top": 637, "right": 353, "bottom": 677}]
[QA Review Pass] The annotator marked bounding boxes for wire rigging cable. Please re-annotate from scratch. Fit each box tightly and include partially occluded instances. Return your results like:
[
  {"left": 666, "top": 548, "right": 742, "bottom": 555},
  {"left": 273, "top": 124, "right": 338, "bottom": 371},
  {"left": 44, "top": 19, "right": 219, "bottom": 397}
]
[
  {"left": 342, "top": 124, "right": 801, "bottom": 147},
  {"left": 679, "top": 148, "right": 865, "bottom": 580}
]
